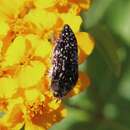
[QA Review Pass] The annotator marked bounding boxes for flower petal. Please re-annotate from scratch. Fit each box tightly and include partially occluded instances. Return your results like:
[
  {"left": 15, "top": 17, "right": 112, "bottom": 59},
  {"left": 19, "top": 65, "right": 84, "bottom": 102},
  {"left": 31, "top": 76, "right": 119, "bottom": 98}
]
[
  {"left": 0, "top": 98, "right": 24, "bottom": 130},
  {"left": 24, "top": 9, "right": 58, "bottom": 30},
  {"left": 0, "top": 0, "right": 26, "bottom": 20},
  {"left": 0, "top": 98, "right": 8, "bottom": 111},
  {"left": 76, "top": 32, "right": 95, "bottom": 55},
  {"left": 68, "top": 72, "right": 90, "bottom": 96},
  {"left": 25, "top": 89, "right": 45, "bottom": 103},
  {"left": 78, "top": 48, "right": 87, "bottom": 64},
  {"left": 34, "top": 39, "right": 52, "bottom": 58},
  {"left": 0, "top": 21, "right": 9, "bottom": 38},
  {"left": 25, "top": 120, "right": 45, "bottom": 130},
  {"left": 26, "top": 34, "right": 52, "bottom": 58},
  {"left": 2, "top": 36, "right": 26, "bottom": 67},
  {"left": 69, "top": 0, "right": 91, "bottom": 11},
  {"left": 7, "top": 104, "right": 24, "bottom": 129},
  {"left": 0, "top": 122, "right": 8, "bottom": 130},
  {"left": 0, "top": 40, "right": 3, "bottom": 53},
  {"left": 25, "top": 34, "right": 41, "bottom": 49},
  {"left": 34, "top": 0, "right": 55, "bottom": 9},
  {"left": 60, "top": 13, "right": 82, "bottom": 32},
  {"left": 17, "top": 61, "right": 46, "bottom": 88},
  {"left": 48, "top": 100, "right": 61, "bottom": 110},
  {"left": 0, "top": 77, "right": 18, "bottom": 98}
]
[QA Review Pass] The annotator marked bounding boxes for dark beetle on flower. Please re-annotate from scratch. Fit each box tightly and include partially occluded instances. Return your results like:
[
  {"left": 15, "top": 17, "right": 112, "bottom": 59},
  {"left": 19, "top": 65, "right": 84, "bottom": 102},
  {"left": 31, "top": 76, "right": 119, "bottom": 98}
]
[{"left": 50, "top": 24, "right": 78, "bottom": 98}]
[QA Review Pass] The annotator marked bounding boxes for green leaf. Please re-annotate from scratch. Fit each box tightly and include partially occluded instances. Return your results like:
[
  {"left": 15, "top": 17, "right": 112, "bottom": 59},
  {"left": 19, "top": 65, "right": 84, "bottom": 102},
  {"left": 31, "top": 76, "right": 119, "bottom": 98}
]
[
  {"left": 81, "top": 0, "right": 114, "bottom": 29},
  {"left": 89, "top": 24, "right": 121, "bottom": 77},
  {"left": 105, "top": 0, "right": 130, "bottom": 45}
]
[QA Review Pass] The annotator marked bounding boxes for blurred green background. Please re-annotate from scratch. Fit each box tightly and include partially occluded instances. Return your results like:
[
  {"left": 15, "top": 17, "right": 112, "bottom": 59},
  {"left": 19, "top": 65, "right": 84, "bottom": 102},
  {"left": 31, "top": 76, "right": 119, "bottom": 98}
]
[{"left": 50, "top": 0, "right": 130, "bottom": 130}]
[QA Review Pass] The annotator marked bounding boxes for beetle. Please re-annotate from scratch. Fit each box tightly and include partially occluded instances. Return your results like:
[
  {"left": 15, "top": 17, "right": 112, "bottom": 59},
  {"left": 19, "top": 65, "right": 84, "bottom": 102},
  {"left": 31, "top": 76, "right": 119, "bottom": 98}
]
[{"left": 50, "top": 24, "right": 78, "bottom": 98}]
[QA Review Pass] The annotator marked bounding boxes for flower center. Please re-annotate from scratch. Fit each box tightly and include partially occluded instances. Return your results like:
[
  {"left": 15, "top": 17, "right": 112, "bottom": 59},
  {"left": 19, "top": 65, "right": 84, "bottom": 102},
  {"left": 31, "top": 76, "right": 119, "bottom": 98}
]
[
  {"left": 9, "top": 19, "right": 33, "bottom": 35},
  {"left": 26, "top": 100, "right": 45, "bottom": 119}
]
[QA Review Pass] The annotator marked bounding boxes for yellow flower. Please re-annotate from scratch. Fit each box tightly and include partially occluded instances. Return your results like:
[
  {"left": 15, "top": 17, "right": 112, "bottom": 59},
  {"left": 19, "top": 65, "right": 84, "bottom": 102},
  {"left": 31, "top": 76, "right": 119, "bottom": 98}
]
[
  {"left": 0, "top": 0, "right": 94, "bottom": 130},
  {"left": 0, "top": 90, "right": 66, "bottom": 130}
]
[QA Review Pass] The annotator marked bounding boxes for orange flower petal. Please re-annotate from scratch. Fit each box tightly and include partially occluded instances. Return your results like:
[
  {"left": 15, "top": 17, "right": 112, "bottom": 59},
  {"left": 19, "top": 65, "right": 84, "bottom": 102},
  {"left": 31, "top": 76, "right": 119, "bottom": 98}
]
[
  {"left": 78, "top": 48, "right": 87, "bottom": 64},
  {"left": 0, "top": 40, "right": 3, "bottom": 53},
  {"left": 7, "top": 104, "right": 24, "bottom": 128},
  {"left": 69, "top": 0, "right": 91, "bottom": 11},
  {"left": 1, "top": 31, "right": 16, "bottom": 56},
  {"left": 0, "top": 98, "right": 8, "bottom": 111},
  {"left": 0, "top": 98, "right": 24, "bottom": 129},
  {"left": 68, "top": 72, "right": 90, "bottom": 97},
  {"left": 0, "top": 123, "right": 8, "bottom": 130}
]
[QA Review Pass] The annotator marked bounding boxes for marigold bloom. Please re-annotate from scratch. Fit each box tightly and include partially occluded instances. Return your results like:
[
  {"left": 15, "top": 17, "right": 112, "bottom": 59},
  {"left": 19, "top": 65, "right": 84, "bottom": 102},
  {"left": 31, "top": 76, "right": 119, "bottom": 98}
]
[{"left": 0, "top": 0, "right": 94, "bottom": 130}]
